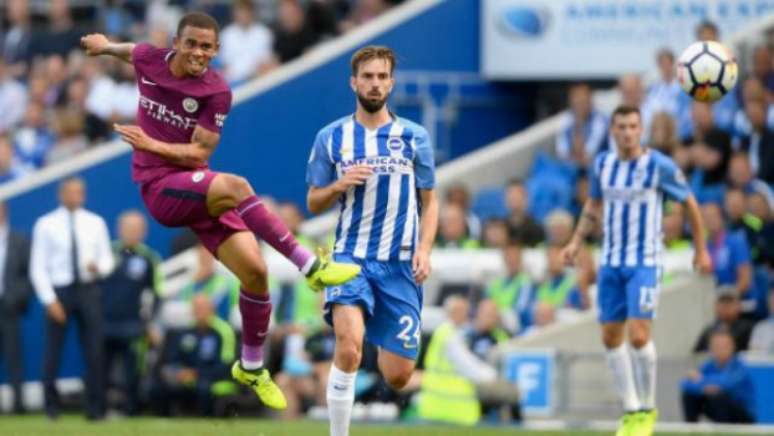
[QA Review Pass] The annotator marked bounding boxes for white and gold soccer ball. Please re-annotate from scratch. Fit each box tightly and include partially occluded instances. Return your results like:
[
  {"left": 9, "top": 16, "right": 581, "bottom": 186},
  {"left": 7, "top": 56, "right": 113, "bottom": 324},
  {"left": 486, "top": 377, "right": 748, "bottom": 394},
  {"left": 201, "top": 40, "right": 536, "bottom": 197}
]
[{"left": 677, "top": 41, "right": 738, "bottom": 103}]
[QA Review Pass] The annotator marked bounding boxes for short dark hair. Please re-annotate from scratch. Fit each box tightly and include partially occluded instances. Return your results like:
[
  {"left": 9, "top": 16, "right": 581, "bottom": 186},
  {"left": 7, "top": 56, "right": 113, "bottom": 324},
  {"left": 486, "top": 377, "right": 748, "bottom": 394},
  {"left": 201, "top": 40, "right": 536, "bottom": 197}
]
[
  {"left": 611, "top": 105, "right": 641, "bottom": 122},
  {"left": 696, "top": 20, "right": 719, "bottom": 39},
  {"left": 177, "top": 12, "right": 220, "bottom": 38},
  {"left": 351, "top": 46, "right": 396, "bottom": 76}
]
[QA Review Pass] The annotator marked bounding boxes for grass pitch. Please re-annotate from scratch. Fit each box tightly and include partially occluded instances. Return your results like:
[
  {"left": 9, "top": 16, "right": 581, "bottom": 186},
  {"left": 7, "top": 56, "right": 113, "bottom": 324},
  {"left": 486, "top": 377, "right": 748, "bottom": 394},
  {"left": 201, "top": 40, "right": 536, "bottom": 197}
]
[{"left": 0, "top": 415, "right": 750, "bottom": 436}]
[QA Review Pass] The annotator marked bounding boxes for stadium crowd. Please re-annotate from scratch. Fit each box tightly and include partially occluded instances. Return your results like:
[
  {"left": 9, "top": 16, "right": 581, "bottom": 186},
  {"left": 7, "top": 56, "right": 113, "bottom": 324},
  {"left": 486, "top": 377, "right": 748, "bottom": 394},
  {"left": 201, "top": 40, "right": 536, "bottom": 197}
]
[
  {"left": 0, "top": 4, "right": 773, "bottom": 427},
  {"left": 0, "top": 0, "right": 405, "bottom": 181}
]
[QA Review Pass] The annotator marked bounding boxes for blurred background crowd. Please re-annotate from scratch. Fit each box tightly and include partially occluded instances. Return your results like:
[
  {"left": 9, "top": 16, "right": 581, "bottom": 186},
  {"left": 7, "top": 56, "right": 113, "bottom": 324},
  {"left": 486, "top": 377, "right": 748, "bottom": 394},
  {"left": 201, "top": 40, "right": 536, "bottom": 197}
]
[{"left": 0, "top": 0, "right": 405, "bottom": 179}]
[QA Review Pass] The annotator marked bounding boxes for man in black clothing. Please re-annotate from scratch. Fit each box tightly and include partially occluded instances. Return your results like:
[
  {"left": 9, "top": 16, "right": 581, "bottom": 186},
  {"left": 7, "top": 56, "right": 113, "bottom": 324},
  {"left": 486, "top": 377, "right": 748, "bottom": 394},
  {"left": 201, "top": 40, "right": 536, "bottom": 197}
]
[
  {"left": 694, "top": 291, "right": 755, "bottom": 353},
  {"left": 0, "top": 203, "right": 32, "bottom": 413},
  {"left": 505, "top": 179, "right": 544, "bottom": 246},
  {"left": 741, "top": 98, "right": 774, "bottom": 185},
  {"left": 149, "top": 294, "right": 236, "bottom": 416},
  {"left": 102, "top": 210, "right": 162, "bottom": 416},
  {"left": 273, "top": 0, "right": 320, "bottom": 63}
]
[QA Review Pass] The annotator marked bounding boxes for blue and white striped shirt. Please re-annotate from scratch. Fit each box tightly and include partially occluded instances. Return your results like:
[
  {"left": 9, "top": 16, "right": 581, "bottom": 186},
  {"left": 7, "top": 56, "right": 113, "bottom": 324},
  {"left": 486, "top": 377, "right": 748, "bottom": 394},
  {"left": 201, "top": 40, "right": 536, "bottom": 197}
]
[
  {"left": 306, "top": 115, "right": 435, "bottom": 261},
  {"left": 590, "top": 149, "right": 690, "bottom": 268}
]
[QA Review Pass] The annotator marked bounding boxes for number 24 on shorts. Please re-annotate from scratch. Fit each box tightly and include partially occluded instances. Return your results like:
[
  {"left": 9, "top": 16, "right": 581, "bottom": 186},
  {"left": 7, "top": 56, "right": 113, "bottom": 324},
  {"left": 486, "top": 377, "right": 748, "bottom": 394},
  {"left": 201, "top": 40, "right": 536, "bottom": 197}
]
[{"left": 397, "top": 316, "right": 421, "bottom": 349}]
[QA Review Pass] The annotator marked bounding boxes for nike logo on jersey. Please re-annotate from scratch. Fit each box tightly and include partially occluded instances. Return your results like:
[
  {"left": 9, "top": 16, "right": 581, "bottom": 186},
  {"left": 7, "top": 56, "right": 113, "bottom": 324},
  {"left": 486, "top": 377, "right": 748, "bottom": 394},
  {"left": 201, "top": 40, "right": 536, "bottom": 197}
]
[{"left": 141, "top": 77, "right": 157, "bottom": 86}]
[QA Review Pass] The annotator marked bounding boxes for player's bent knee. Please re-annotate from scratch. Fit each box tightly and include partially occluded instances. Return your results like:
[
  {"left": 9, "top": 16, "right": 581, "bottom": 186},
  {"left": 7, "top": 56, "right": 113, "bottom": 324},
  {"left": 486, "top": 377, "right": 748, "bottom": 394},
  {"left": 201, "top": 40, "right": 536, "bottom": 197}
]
[
  {"left": 629, "top": 330, "right": 651, "bottom": 349},
  {"left": 214, "top": 174, "right": 254, "bottom": 203},
  {"left": 335, "top": 339, "right": 362, "bottom": 370},
  {"left": 240, "top": 261, "right": 269, "bottom": 293},
  {"left": 384, "top": 370, "right": 411, "bottom": 390}
]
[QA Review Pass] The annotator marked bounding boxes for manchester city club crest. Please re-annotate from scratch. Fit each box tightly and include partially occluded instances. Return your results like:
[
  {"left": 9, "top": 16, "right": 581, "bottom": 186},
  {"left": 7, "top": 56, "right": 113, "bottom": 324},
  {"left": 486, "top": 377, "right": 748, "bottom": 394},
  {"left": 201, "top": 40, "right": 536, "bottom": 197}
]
[
  {"left": 387, "top": 136, "right": 404, "bottom": 151},
  {"left": 183, "top": 97, "right": 199, "bottom": 113}
]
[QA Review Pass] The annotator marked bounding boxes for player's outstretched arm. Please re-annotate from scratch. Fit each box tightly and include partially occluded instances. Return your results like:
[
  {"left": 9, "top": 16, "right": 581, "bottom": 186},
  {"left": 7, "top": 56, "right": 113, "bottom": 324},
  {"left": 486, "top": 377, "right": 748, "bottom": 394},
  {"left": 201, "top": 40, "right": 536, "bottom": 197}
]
[
  {"left": 561, "top": 198, "right": 602, "bottom": 265},
  {"left": 683, "top": 194, "right": 713, "bottom": 274},
  {"left": 81, "top": 33, "right": 135, "bottom": 63},
  {"left": 306, "top": 165, "right": 372, "bottom": 214},
  {"left": 413, "top": 189, "right": 439, "bottom": 284},
  {"left": 114, "top": 124, "right": 218, "bottom": 168}
]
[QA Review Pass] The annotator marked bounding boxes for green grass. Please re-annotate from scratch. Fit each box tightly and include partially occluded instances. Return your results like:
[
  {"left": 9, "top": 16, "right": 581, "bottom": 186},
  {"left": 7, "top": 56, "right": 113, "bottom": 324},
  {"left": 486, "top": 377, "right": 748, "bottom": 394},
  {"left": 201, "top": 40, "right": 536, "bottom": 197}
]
[{"left": 0, "top": 415, "right": 748, "bottom": 436}]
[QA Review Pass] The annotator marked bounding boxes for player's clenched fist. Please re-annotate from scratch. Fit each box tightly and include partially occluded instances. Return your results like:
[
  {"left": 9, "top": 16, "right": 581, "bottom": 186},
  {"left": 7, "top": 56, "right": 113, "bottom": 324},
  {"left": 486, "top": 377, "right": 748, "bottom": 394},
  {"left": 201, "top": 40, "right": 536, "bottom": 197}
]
[
  {"left": 333, "top": 164, "right": 372, "bottom": 193},
  {"left": 81, "top": 33, "right": 110, "bottom": 56}
]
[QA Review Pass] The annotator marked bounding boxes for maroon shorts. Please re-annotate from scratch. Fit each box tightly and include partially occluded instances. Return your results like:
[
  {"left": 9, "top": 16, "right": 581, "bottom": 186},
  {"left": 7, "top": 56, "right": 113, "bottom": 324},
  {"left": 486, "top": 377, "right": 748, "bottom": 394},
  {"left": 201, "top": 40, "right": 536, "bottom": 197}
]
[{"left": 140, "top": 169, "right": 248, "bottom": 255}]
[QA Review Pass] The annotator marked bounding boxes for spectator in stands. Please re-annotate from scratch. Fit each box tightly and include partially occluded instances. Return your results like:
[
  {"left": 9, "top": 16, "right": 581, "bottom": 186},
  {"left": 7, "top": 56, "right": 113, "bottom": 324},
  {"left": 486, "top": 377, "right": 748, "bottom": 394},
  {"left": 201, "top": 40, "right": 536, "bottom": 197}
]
[
  {"left": 0, "top": 136, "right": 31, "bottom": 184},
  {"left": 446, "top": 184, "right": 482, "bottom": 241},
  {"left": 681, "top": 328, "right": 754, "bottom": 424},
  {"left": 663, "top": 203, "right": 689, "bottom": 251},
  {"left": 647, "top": 111, "right": 680, "bottom": 156},
  {"left": 618, "top": 74, "right": 644, "bottom": 111},
  {"left": 12, "top": 101, "right": 56, "bottom": 169},
  {"left": 725, "top": 188, "right": 766, "bottom": 265},
  {"left": 46, "top": 108, "right": 89, "bottom": 165},
  {"left": 272, "top": 0, "right": 320, "bottom": 63},
  {"left": 696, "top": 20, "right": 720, "bottom": 42},
  {"left": 740, "top": 96, "right": 774, "bottom": 185},
  {"left": 482, "top": 218, "right": 509, "bottom": 249},
  {"left": 690, "top": 139, "right": 731, "bottom": 204},
  {"left": 31, "top": 0, "right": 85, "bottom": 58},
  {"left": 485, "top": 238, "right": 532, "bottom": 332},
  {"left": 150, "top": 294, "right": 236, "bottom": 417},
  {"left": 703, "top": 203, "right": 755, "bottom": 318},
  {"left": 418, "top": 295, "right": 521, "bottom": 425},
  {"left": 339, "top": 0, "right": 391, "bottom": 33},
  {"left": 693, "top": 290, "right": 755, "bottom": 353},
  {"left": 277, "top": 202, "right": 314, "bottom": 248},
  {"left": 179, "top": 244, "right": 240, "bottom": 324},
  {"left": 555, "top": 82, "right": 608, "bottom": 167},
  {"left": 0, "top": 203, "right": 32, "bottom": 414},
  {"left": 731, "top": 77, "right": 769, "bottom": 142},
  {"left": 2, "top": 0, "right": 33, "bottom": 78},
  {"left": 642, "top": 49, "right": 687, "bottom": 138},
  {"left": 751, "top": 45, "right": 774, "bottom": 93},
  {"left": 220, "top": 0, "right": 274, "bottom": 84},
  {"left": 505, "top": 179, "right": 544, "bottom": 247},
  {"left": 544, "top": 210, "right": 595, "bottom": 297},
  {"left": 526, "top": 301, "right": 557, "bottom": 332},
  {"left": 467, "top": 298, "right": 509, "bottom": 362},
  {"left": 305, "top": 0, "right": 340, "bottom": 41},
  {"left": 102, "top": 210, "right": 162, "bottom": 416},
  {"left": 31, "top": 177, "right": 114, "bottom": 420},
  {"left": 63, "top": 77, "right": 110, "bottom": 142},
  {"left": 0, "top": 58, "right": 27, "bottom": 134},
  {"left": 437, "top": 202, "right": 479, "bottom": 249},
  {"left": 536, "top": 246, "right": 587, "bottom": 311},
  {"left": 746, "top": 192, "right": 774, "bottom": 269},
  {"left": 683, "top": 102, "right": 731, "bottom": 149},
  {"left": 728, "top": 152, "right": 774, "bottom": 205},
  {"left": 750, "top": 291, "right": 774, "bottom": 353}
]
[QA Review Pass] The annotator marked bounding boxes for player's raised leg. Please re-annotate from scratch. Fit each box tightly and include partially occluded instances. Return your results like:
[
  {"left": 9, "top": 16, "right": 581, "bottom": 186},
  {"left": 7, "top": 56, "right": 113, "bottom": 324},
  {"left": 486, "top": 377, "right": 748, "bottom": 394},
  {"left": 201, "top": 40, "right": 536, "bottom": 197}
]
[
  {"left": 328, "top": 305, "right": 366, "bottom": 436},
  {"left": 206, "top": 173, "right": 360, "bottom": 290},
  {"left": 378, "top": 351, "right": 415, "bottom": 391},
  {"left": 216, "top": 231, "right": 286, "bottom": 410}
]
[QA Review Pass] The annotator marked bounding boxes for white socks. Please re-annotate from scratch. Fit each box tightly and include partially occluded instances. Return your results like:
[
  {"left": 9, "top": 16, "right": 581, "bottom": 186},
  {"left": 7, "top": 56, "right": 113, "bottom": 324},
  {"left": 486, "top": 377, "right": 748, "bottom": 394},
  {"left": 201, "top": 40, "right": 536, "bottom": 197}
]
[
  {"left": 327, "top": 365, "right": 356, "bottom": 436},
  {"left": 631, "top": 341, "right": 657, "bottom": 410},
  {"left": 605, "top": 345, "right": 641, "bottom": 412}
]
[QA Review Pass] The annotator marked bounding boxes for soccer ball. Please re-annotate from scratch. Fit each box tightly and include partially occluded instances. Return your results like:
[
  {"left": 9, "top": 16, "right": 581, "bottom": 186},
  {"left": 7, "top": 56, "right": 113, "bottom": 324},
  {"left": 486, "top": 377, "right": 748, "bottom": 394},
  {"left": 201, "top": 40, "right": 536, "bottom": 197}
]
[{"left": 677, "top": 41, "right": 738, "bottom": 103}]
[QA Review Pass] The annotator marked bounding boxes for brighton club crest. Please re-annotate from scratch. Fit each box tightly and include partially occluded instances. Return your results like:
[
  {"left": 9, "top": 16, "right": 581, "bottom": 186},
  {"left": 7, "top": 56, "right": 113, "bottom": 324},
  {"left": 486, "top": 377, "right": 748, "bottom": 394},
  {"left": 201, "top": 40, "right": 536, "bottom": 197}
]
[{"left": 183, "top": 97, "right": 199, "bottom": 113}]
